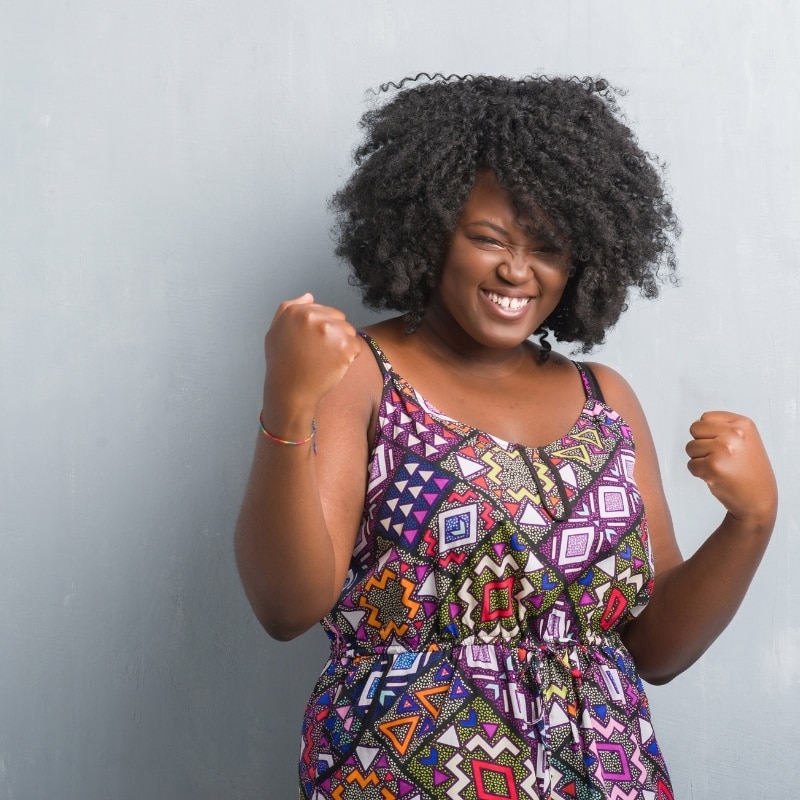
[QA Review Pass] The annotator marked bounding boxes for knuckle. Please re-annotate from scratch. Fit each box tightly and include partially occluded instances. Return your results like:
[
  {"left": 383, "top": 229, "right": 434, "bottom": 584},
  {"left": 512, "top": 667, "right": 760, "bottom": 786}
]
[
  {"left": 319, "top": 317, "right": 341, "bottom": 339},
  {"left": 731, "top": 421, "right": 748, "bottom": 439},
  {"left": 282, "top": 304, "right": 307, "bottom": 325}
]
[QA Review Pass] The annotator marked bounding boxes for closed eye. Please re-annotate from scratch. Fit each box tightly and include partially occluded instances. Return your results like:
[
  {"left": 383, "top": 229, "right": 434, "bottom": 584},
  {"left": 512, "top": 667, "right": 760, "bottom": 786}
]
[{"left": 470, "top": 235, "right": 503, "bottom": 248}]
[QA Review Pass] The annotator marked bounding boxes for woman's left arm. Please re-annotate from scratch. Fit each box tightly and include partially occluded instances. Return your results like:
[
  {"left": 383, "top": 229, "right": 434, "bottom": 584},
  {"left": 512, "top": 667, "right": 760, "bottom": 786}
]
[{"left": 589, "top": 363, "right": 778, "bottom": 685}]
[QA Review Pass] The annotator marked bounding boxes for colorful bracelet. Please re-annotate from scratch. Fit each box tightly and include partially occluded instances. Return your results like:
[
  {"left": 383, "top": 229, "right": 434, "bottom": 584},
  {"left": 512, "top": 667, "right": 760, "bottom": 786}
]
[{"left": 259, "top": 412, "right": 317, "bottom": 453}]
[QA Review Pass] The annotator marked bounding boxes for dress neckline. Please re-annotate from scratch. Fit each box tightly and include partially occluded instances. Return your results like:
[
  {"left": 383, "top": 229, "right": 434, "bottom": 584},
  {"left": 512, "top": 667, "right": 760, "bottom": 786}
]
[{"left": 360, "top": 331, "right": 600, "bottom": 453}]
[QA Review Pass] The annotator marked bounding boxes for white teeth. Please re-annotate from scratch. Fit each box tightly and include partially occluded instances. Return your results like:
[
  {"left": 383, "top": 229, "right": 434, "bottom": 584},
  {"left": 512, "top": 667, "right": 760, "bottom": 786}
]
[{"left": 485, "top": 291, "right": 530, "bottom": 311}]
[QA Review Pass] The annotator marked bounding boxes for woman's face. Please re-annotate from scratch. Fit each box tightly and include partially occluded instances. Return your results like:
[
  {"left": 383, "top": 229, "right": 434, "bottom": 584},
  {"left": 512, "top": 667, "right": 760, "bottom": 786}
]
[{"left": 426, "top": 171, "right": 571, "bottom": 353}]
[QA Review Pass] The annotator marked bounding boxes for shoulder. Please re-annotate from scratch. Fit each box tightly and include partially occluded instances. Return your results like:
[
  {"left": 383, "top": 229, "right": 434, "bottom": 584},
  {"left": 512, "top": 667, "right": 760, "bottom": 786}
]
[
  {"left": 359, "top": 315, "right": 431, "bottom": 376},
  {"left": 583, "top": 361, "right": 637, "bottom": 402},
  {"left": 582, "top": 361, "right": 650, "bottom": 435},
  {"left": 583, "top": 364, "right": 682, "bottom": 584},
  {"left": 319, "top": 317, "right": 407, "bottom": 443},
  {"left": 360, "top": 316, "right": 410, "bottom": 346},
  {"left": 310, "top": 322, "right": 391, "bottom": 442}
]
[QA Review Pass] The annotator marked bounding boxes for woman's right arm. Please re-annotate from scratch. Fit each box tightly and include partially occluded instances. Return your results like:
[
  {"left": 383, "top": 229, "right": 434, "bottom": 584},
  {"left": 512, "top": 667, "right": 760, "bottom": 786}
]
[{"left": 234, "top": 294, "right": 378, "bottom": 640}]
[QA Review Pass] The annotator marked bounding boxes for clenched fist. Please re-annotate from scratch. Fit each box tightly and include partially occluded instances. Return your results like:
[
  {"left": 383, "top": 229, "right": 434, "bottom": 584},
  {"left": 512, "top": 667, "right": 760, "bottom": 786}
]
[
  {"left": 261, "top": 294, "right": 362, "bottom": 436},
  {"left": 686, "top": 411, "right": 777, "bottom": 530}
]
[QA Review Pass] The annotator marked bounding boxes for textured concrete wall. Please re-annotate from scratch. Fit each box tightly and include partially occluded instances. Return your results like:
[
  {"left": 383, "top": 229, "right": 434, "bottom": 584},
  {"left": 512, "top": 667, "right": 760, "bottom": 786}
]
[{"left": 1, "top": 1, "right": 797, "bottom": 797}]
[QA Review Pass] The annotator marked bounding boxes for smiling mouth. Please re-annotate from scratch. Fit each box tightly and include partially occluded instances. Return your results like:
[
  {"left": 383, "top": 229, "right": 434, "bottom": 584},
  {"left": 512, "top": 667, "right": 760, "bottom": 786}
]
[{"left": 483, "top": 290, "right": 532, "bottom": 311}]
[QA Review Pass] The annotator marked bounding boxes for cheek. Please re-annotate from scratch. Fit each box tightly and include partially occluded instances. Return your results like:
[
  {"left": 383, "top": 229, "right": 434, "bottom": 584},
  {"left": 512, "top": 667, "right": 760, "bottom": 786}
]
[
  {"left": 547, "top": 273, "right": 570, "bottom": 299},
  {"left": 542, "top": 275, "right": 570, "bottom": 316},
  {"left": 439, "top": 255, "right": 485, "bottom": 294}
]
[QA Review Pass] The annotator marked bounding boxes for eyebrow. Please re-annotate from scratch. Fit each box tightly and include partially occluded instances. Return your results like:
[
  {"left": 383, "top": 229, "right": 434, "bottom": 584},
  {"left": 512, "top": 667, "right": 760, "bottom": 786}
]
[
  {"left": 464, "top": 220, "right": 510, "bottom": 236},
  {"left": 464, "top": 218, "right": 560, "bottom": 248}
]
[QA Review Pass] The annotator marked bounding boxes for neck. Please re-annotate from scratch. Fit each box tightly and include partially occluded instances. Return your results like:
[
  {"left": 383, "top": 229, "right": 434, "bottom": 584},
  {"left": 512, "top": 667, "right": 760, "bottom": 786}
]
[{"left": 414, "top": 308, "right": 533, "bottom": 379}]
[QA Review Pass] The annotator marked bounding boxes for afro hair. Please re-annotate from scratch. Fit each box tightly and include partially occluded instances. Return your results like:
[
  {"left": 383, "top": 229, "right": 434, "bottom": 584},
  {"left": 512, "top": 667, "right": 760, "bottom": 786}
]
[{"left": 331, "top": 73, "right": 679, "bottom": 350}]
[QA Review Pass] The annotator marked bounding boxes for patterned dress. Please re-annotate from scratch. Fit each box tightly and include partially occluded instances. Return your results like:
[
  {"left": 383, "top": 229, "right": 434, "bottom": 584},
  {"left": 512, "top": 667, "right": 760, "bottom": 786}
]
[{"left": 300, "top": 335, "right": 674, "bottom": 800}]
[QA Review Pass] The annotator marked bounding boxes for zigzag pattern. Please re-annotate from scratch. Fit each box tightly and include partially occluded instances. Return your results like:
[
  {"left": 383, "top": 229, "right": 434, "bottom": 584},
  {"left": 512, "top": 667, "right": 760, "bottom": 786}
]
[{"left": 300, "top": 337, "right": 674, "bottom": 800}]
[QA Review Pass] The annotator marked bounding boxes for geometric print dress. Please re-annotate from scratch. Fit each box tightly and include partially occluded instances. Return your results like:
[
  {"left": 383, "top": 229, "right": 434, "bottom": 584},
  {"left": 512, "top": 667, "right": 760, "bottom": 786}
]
[{"left": 299, "top": 334, "right": 674, "bottom": 800}]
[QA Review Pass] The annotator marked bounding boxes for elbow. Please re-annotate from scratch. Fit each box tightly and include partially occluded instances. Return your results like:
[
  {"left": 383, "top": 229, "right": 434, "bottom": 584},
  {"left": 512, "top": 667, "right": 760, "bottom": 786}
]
[
  {"left": 638, "top": 652, "right": 705, "bottom": 685},
  {"left": 234, "top": 540, "right": 314, "bottom": 641},
  {"left": 628, "top": 642, "right": 700, "bottom": 686},
  {"left": 639, "top": 668, "right": 680, "bottom": 686},
  {"left": 238, "top": 586, "right": 330, "bottom": 641},
  {"left": 259, "top": 612, "right": 317, "bottom": 642},
  {"left": 242, "top": 592, "right": 322, "bottom": 642},
  {"left": 246, "top": 588, "right": 326, "bottom": 642},
  {"left": 263, "top": 624, "right": 304, "bottom": 643},
  {"left": 619, "top": 619, "right": 689, "bottom": 686},
  {"left": 234, "top": 532, "right": 334, "bottom": 641}
]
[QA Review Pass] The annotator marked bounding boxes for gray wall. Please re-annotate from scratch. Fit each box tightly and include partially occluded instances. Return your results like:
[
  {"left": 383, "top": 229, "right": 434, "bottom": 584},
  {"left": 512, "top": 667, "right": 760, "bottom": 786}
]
[{"left": 1, "top": 1, "right": 798, "bottom": 797}]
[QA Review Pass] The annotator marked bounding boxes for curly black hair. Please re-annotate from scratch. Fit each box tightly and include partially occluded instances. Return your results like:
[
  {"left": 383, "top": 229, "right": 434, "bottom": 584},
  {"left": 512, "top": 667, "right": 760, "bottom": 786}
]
[{"left": 331, "top": 73, "right": 679, "bottom": 351}]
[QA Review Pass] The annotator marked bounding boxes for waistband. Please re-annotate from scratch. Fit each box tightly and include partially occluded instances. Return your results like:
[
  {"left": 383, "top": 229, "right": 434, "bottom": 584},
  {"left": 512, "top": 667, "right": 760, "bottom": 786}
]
[{"left": 327, "top": 632, "right": 622, "bottom": 663}]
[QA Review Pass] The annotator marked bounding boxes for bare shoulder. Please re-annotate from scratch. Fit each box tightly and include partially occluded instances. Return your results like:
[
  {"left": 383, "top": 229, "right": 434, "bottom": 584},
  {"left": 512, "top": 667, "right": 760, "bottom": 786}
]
[
  {"left": 582, "top": 361, "right": 659, "bottom": 457},
  {"left": 358, "top": 316, "right": 428, "bottom": 378},
  {"left": 360, "top": 316, "right": 412, "bottom": 350},
  {"left": 583, "top": 361, "right": 648, "bottom": 427},
  {"left": 345, "top": 319, "right": 403, "bottom": 398},
  {"left": 585, "top": 363, "right": 682, "bottom": 573}
]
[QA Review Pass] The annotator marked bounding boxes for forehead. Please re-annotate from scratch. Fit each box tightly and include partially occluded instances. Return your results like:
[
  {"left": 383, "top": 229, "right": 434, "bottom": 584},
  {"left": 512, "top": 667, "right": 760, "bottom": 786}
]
[
  {"left": 462, "top": 171, "right": 516, "bottom": 215},
  {"left": 460, "top": 171, "right": 557, "bottom": 242}
]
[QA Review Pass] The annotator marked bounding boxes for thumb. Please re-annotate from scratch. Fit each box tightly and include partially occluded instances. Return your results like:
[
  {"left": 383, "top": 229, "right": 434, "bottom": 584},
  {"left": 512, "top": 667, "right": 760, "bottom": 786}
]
[
  {"left": 271, "top": 292, "right": 315, "bottom": 325},
  {"left": 286, "top": 292, "right": 315, "bottom": 306}
]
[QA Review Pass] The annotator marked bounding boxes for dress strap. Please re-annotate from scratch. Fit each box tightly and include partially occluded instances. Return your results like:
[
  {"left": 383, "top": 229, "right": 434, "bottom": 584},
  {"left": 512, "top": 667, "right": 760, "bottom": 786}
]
[
  {"left": 358, "top": 331, "right": 393, "bottom": 377},
  {"left": 575, "top": 362, "right": 606, "bottom": 403}
]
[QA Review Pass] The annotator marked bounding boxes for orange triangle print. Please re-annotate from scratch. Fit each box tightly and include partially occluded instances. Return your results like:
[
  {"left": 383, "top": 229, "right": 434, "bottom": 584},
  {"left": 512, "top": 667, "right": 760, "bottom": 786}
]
[
  {"left": 502, "top": 501, "right": 520, "bottom": 517},
  {"left": 414, "top": 685, "right": 449, "bottom": 719},
  {"left": 404, "top": 397, "right": 421, "bottom": 414},
  {"left": 378, "top": 715, "right": 420, "bottom": 755}
]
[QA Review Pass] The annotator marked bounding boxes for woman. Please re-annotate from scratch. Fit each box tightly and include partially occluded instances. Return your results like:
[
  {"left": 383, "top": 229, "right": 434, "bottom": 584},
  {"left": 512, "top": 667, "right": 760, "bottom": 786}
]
[{"left": 235, "top": 75, "right": 777, "bottom": 799}]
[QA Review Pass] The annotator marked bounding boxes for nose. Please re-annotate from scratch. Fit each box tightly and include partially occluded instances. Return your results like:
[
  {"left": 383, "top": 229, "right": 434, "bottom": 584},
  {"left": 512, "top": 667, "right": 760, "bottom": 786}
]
[{"left": 496, "top": 248, "right": 535, "bottom": 285}]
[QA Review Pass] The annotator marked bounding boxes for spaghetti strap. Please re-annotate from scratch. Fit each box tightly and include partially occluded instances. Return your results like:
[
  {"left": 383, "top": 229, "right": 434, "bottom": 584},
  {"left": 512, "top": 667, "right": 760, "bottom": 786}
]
[
  {"left": 576, "top": 361, "right": 606, "bottom": 403},
  {"left": 358, "top": 331, "right": 393, "bottom": 376}
]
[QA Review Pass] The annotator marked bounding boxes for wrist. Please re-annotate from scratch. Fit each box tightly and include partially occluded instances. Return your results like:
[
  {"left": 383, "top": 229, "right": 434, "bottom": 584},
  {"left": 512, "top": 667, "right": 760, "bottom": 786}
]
[
  {"left": 261, "top": 385, "right": 318, "bottom": 440},
  {"left": 258, "top": 410, "right": 317, "bottom": 447},
  {"left": 723, "top": 508, "right": 776, "bottom": 539}
]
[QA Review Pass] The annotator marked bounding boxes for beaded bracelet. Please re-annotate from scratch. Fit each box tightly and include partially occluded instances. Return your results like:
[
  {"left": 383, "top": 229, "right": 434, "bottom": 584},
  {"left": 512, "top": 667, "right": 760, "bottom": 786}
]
[{"left": 259, "top": 412, "right": 317, "bottom": 453}]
